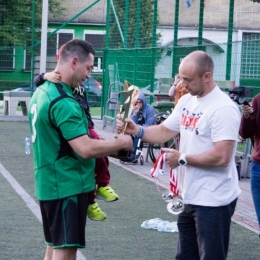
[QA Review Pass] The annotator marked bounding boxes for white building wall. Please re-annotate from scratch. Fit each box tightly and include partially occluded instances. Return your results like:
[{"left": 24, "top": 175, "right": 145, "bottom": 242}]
[{"left": 155, "top": 27, "right": 244, "bottom": 86}]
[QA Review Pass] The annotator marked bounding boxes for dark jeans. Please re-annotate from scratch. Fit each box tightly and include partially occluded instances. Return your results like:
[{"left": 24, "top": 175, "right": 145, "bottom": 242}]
[
  {"left": 250, "top": 161, "right": 260, "bottom": 236},
  {"left": 176, "top": 198, "right": 237, "bottom": 260}
]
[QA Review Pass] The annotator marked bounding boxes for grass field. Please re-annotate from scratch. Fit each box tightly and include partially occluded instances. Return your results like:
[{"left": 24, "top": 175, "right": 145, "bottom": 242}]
[{"left": 0, "top": 121, "right": 260, "bottom": 260}]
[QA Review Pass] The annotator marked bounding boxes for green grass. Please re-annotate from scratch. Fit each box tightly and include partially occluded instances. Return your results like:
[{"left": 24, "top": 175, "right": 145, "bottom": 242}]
[{"left": 89, "top": 106, "right": 101, "bottom": 117}]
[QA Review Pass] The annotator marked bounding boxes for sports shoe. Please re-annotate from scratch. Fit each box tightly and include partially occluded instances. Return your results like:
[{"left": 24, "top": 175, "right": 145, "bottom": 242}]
[
  {"left": 96, "top": 186, "right": 119, "bottom": 202},
  {"left": 87, "top": 202, "right": 106, "bottom": 221}
]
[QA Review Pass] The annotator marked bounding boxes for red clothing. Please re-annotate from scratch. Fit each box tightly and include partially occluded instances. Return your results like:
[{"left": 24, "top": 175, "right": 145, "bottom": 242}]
[
  {"left": 88, "top": 127, "right": 110, "bottom": 202},
  {"left": 174, "top": 82, "right": 189, "bottom": 105},
  {"left": 239, "top": 94, "right": 260, "bottom": 163}
]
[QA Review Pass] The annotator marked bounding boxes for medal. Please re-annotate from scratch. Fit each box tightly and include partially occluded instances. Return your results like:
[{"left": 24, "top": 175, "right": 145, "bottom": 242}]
[
  {"left": 167, "top": 195, "right": 184, "bottom": 215},
  {"left": 151, "top": 153, "right": 185, "bottom": 215},
  {"left": 168, "top": 165, "right": 185, "bottom": 215}
]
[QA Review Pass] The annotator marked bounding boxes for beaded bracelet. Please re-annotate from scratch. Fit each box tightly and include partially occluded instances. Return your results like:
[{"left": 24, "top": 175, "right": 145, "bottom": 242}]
[{"left": 136, "top": 126, "right": 145, "bottom": 139}]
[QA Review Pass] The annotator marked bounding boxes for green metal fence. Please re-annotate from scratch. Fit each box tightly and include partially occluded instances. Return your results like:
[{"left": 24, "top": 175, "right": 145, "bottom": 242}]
[{"left": 1, "top": 0, "right": 260, "bottom": 119}]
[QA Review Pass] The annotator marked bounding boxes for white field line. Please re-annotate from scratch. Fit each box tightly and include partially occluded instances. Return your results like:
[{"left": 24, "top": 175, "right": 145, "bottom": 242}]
[{"left": 0, "top": 163, "right": 86, "bottom": 260}]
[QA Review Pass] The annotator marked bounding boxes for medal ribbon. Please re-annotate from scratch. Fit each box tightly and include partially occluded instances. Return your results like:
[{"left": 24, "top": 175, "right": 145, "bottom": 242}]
[{"left": 150, "top": 153, "right": 179, "bottom": 197}]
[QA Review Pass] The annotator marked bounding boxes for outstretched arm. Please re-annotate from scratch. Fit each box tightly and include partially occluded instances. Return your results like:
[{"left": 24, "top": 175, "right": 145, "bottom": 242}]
[
  {"left": 169, "top": 74, "right": 181, "bottom": 97},
  {"left": 34, "top": 71, "right": 61, "bottom": 87}
]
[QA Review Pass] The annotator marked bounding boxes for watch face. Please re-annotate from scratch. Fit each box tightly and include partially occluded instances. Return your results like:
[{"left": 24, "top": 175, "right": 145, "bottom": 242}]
[{"left": 179, "top": 159, "right": 185, "bottom": 165}]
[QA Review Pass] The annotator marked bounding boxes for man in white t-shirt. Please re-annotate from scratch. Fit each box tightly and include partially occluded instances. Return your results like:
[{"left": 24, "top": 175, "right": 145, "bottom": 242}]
[{"left": 117, "top": 51, "right": 241, "bottom": 260}]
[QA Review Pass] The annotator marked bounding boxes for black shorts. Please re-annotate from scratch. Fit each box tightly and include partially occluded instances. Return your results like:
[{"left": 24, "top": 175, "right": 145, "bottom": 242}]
[{"left": 39, "top": 193, "right": 90, "bottom": 249}]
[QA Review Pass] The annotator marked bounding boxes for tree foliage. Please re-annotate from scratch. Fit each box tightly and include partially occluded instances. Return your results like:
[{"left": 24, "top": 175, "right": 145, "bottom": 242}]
[
  {"left": 109, "top": 0, "right": 161, "bottom": 49},
  {"left": 248, "top": 0, "right": 260, "bottom": 2},
  {"left": 0, "top": 0, "right": 65, "bottom": 47}
]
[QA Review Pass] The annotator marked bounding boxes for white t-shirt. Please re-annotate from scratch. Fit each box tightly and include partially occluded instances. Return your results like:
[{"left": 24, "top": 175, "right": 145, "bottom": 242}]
[{"left": 163, "top": 86, "right": 241, "bottom": 206}]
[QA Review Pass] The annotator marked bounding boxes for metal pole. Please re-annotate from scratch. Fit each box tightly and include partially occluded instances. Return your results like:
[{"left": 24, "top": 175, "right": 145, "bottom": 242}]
[
  {"left": 135, "top": 0, "right": 141, "bottom": 48},
  {"left": 102, "top": 0, "right": 111, "bottom": 117},
  {"left": 134, "top": 0, "right": 141, "bottom": 83},
  {"left": 123, "top": 0, "right": 129, "bottom": 48},
  {"left": 149, "top": 0, "right": 158, "bottom": 104},
  {"left": 226, "top": 0, "right": 235, "bottom": 80},
  {"left": 172, "top": 0, "right": 180, "bottom": 77},
  {"left": 35, "top": 0, "right": 101, "bottom": 47},
  {"left": 197, "top": 0, "right": 204, "bottom": 50},
  {"left": 110, "top": 0, "right": 124, "bottom": 44},
  {"left": 40, "top": 0, "right": 48, "bottom": 73},
  {"left": 122, "top": 0, "right": 129, "bottom": 81},
  {"left": 30, "top": 0, "right": 35, "bottom": 96}
]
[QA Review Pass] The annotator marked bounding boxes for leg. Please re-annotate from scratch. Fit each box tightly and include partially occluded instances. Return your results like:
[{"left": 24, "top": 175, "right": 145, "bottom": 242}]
[
  {"left": 89, "top": 127, "right": 119, "bottom": 202},
  {"left": 44, "top": 246, "right": 77, "bottom": 260},
  {"left": 88, "top": 127, "right": 111, "bottom": 187},
  {"left": 176, "top": 204, "right": 200, "bottom": 260},
  {"left": 52, "top": 247, "right": 77, "bottom": 260},
  {"left": 95, "top": 156, "right": 119, "bottom": 201},
  {"left": 251, "top": 162, "right": 260, "bottom": 236},
  {"left": 194, "top": 199, "right": 237, "bottom": 260},
  {"left": 40, "top": 193, "right": 89, "bottom": 259},
  {"left": 95, "top": 156, "right": 111, "bottom": 187},
  {"left": 86, "top": 128, "right": 118, "bottom": 221},
  {"left": 44, "top": 245, "right": 53, "bottom": 260}
]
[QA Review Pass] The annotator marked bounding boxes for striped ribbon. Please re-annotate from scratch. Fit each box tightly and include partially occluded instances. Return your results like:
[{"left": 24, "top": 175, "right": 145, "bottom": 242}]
[{"left": 150, "top": 152, "right": 179, "bottom": 197}]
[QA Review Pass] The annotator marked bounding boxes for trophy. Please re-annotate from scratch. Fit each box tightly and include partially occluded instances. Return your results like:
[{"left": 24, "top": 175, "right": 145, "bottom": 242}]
[
  {"left": 166, "top": 165, "right": 185, "bottom": 215},
  {"left": 109, "top": 85, "right": 141, "bottom": 161}
]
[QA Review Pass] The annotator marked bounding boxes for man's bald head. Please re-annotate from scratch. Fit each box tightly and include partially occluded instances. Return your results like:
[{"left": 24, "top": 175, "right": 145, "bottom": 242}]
[{"left": 181, "top": 51, "right": 214, "bottom": 78}]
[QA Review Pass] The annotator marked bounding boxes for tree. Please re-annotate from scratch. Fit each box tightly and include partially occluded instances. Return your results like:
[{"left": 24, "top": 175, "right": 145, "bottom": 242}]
[
  {"left": 107, "top": 0, "right": 162, "bottom": 88},
  {"left": 248, "top": 0, "right": 260, "bottom": 2},
  {"left": 0, "top": 0, "right": 65, "bottom": 47},
  {"left": 109, "top": 0, "right": 161, "bottom": 48}
]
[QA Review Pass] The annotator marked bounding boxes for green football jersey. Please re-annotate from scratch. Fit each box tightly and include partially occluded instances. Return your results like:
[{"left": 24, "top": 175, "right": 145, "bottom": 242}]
[{"left": 28, "top": 81, "right": 95, "bottom": 200}]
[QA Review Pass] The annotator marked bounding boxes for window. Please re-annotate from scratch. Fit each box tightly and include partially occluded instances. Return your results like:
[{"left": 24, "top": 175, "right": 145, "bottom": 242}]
[
  {"left": 47, "top": 31, "right": 74, "bottom": 56},
  {"left": 84, "top": 34, "right": 105, "bottom": 49},
  {"left": 0, "top": 45, "right": 14, "bottom": 71},
  {"left": 84, "top": 30, "right": 105, "bottom": 72},
  {"left": 24, "top": 44, "right": 40, "bottom": 72},
  {"left": 241, "top": 32, "right": 260, "bottom": 78}
]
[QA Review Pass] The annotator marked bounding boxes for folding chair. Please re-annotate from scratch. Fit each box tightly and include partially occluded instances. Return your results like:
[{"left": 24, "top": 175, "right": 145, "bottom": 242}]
[{"left": 103, "top": 81, "right": 124, "bottom": 132}]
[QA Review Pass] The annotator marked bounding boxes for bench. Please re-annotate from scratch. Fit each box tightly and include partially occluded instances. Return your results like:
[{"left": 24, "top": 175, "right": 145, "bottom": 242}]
[{"left": 3, "top": 91, "right": 31, "bottom": 116}]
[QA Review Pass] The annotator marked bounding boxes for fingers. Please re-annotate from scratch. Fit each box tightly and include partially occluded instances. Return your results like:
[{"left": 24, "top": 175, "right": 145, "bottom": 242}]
[
  {"left": 161, "top": 147, "right": 174, "bottom": 153},
  {"left": 241, "top": 104, "right": 253, "bottom": 117},
  {"left": 116, "top": 113, "right": 122, "bottom": 120}
]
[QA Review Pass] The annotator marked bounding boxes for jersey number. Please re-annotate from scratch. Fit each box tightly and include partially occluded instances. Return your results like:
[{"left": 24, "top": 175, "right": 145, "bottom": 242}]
[{"left": 30, "top": 104, "right": 37, "bottom": 143}]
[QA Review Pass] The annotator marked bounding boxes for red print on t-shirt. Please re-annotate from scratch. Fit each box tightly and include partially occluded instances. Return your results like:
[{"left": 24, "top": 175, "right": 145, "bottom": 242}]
[{"left": 180, "top": 108, "right": 203, "bottom": 134}]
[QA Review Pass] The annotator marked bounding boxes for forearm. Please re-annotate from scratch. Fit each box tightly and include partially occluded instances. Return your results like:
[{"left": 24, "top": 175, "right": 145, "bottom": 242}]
[
  {"left": 168, "top": 84, "right": 176, "bottom": 97},
  {"left": 186, "top": 149, "right": 231, "bottom": 168},
  {"left": 69, "top": 135, "right": 131, "bottom": 159},
  {"left": 141, "top": 124, "right": 177, "bottom": 144},
  {"left": 239, "top": 116, "right": 256, "bottom": 139},
  {"left": 34, "top": 73, "right": 45, "bottom": 87},
  {"left": 164, "top": 140, "right": 235, "bottom": 168}
]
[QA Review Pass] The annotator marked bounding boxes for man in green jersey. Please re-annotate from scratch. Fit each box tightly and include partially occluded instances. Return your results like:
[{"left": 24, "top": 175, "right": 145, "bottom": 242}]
[{"left": 28, "top": 39, "right": 132, "bottom": 260}]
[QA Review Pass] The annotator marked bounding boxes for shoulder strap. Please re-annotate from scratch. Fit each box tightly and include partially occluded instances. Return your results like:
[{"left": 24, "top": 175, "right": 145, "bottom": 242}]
[{"left": 49, "top": 83, "right": 77, "bottom": 160}]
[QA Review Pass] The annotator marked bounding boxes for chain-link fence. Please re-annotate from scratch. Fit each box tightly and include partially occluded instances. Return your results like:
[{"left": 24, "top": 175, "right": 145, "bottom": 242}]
[{"left": 0, "top": 0, "right": 259, "bottom": 161}]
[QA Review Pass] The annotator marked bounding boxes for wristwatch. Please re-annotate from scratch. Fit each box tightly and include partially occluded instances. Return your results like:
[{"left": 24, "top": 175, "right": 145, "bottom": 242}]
[{"left": 178, "top": 153, "right": 187, "bottom": 166}]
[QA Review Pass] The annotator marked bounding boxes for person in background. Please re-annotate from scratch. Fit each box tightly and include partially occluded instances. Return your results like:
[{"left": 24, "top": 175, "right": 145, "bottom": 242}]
[
  {"left": 35, "top": 71, "right": 119, "bottom": 221},
  {"left": 118, "top": 51, "right": 241, "bottom": 260},
  {"left": 29, "top": 39, "right": 133, "bottom": 260},
  {"left": 129, "top": 92, "right": 155, "bottom": 163},
  {"left": 130, "top": 92, "right": 155, "bottom": 127},
  {"left": 239, "top": 95, "right": 260, "bottom": 237},
  {"left": 169, "top": 74, "right": 189, "bottom": 105}
]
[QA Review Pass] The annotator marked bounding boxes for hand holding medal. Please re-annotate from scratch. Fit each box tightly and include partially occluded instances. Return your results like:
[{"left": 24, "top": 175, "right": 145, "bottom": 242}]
[{"left": 151, "top": 151, "right": 185, "bottom": 215}]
